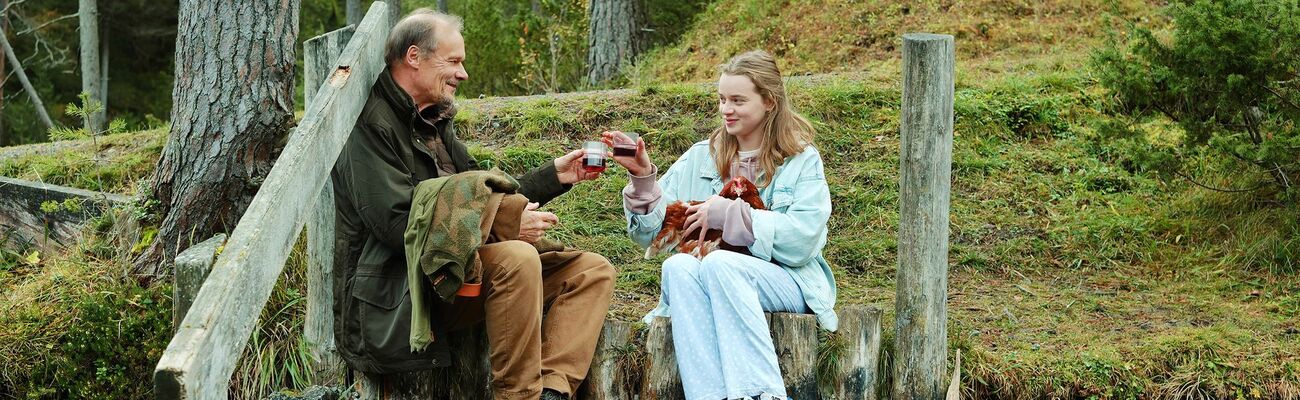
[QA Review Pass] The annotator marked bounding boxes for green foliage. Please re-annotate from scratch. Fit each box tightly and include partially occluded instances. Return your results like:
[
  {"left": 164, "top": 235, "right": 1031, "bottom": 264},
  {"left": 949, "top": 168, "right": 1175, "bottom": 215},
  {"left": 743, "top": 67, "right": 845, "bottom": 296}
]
[
  {"left": 23, "top": 285, "right": 172, "bottom": 399},
  {"left": 439, "top": 0, "right": 708, "bottom": 96},
  {"left": 48, "top": 92, "right": 129, "bottom": 141},
  {"left": 0, "top": 0, "right": 177, "bottom": 146},
  {"left": 1091, "top": 0, "right": 1300, "bottom": 197}
]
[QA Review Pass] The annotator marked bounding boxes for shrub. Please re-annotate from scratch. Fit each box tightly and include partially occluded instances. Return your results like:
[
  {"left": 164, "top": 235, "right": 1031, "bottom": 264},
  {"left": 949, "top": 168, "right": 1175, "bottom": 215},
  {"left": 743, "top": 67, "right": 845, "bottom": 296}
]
[{"left": 1090, "top": 0, "right": 1300, "bottom": 199}]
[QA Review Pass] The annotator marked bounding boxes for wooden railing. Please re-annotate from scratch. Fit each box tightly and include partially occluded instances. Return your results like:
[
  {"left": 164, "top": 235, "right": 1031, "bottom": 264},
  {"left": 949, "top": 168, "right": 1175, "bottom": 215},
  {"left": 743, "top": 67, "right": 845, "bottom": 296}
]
[{"left": 152, "top": 3, "right": 392, "bottom": 399}]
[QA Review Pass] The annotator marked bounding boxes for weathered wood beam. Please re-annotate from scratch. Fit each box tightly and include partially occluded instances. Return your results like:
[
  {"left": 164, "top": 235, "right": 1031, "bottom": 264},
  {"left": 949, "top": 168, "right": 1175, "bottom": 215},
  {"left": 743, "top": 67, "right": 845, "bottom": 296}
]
[
  {"left": 151, "top": 3, "right": 392, "bottom": 399},
  {"left": 0, "top": 176, "right": 128, "bottom": 252}
]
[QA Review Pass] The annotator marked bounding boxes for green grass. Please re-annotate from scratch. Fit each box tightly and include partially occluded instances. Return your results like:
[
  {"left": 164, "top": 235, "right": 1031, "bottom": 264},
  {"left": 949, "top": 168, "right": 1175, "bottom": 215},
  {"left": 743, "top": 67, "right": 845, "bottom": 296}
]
[
  {"left": 634, "top": 0, "right": 1170, "bottom": 86},
  {"left": 0, "top": 128, "right": 166, "bottom": 195},
  {"left": 459, "top": 73, "right": 1300, "bottom": 398}
]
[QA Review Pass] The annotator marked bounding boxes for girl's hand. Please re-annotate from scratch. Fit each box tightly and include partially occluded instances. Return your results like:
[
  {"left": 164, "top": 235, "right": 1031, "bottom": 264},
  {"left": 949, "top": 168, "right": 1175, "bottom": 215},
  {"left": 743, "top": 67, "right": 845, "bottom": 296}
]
[
  {"left": 601, "top": 131, "right": 653, "bottom": 176},
  {"left": 683, "top": 195, "right": 728, "bottom": 243}
]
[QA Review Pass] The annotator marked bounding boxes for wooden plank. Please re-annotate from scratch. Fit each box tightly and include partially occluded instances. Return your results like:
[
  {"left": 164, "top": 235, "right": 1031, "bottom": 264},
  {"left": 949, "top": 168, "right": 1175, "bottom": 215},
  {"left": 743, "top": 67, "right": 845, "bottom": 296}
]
[
  {"left": 579, "top": 320, "right": 643, "bottom": 400},
  {"left": 894, "top": 32, "right": 955, "bottom": 400},
  {"left": 0, "top": 176, "right": 129, "bottom": 252},
  {"left": 151, "top": 3, "right": 392, "bottom": 399},
  {"left": 301, "top": 24, "right": 355, "bottom": 387},
  {"left": 172, "top": 234, "right": 226, "bottom": 331},
  {"left": 829, "top": 305, "right": 884, "bottom": 400}
]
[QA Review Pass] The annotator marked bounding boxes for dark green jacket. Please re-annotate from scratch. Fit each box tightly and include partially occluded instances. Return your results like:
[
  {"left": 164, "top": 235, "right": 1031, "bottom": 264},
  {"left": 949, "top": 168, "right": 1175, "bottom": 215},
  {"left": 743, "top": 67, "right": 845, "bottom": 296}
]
[{"left": 331, "top": 68, "right": 570, "bottom": 374}]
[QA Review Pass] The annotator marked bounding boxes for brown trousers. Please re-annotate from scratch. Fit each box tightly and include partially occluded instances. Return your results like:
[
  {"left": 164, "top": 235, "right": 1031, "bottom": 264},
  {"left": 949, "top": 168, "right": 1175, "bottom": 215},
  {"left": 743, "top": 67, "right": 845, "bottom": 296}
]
[{"left": 437, "top": 240, "right": 615, "bottom": 400}]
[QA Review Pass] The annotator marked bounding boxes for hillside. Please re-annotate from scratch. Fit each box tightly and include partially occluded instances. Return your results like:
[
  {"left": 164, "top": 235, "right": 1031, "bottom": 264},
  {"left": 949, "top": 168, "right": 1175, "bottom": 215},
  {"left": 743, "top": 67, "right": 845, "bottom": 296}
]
[{"left": 3, "top": 0, "right": 1299, "bottom": 399}]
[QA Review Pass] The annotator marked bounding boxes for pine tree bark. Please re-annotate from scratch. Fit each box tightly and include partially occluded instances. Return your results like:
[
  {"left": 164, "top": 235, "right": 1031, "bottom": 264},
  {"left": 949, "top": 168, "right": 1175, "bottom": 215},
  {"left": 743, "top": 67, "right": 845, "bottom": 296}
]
[
  {"left": 134, "top": 0, "right": 300, "bottom": 276},
  {"left": 79, "top": 0, "right": 104, "bottom": 133},
  {"left": 585, "top": 0, "right": 646, "bottom": 86}
]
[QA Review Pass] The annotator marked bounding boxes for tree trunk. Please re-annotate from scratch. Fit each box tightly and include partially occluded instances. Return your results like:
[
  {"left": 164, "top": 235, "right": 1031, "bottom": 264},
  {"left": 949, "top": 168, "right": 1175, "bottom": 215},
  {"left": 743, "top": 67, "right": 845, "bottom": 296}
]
[
  {"left": 79, "top": 0, "right": 104, "bottom": 133},
  {"left": 99, "top": 22, "right": 108, "bottom": 109},
  {"left": 346, "top": 0, "right": 361, "bottom": 26},
  {"left": 585, "top": 0, "right": 646, "bottom": 86},
  {"left": 0, "top": 28, "right": 54, "bottom": 131},
  {"left": 134, "top": 0, "right": 300, "bottom": 276},
  {"left": 385, "top": 0, "right": 402, "bottom": 25},
  {"left": 1, "top": 0, "right": 7, "bottom": 146},
  {"left": 437, "top": 0, "right": 447, "bottom": 12}
]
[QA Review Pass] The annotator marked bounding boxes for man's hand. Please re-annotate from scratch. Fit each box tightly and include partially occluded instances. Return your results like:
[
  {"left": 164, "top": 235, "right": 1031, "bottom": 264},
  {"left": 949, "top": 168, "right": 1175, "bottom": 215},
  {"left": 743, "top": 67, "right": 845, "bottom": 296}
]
[
  {"left": 519, "top": 202, "right": 558, "bottom": 244},
  {"left": 554, "top": 149, "right": 603, "bottom": 185}
]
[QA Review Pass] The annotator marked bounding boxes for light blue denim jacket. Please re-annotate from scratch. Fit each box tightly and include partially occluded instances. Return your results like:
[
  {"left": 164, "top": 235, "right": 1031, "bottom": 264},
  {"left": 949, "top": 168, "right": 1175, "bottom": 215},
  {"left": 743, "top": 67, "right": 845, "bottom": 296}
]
[{"left": 625, "top": 140, "right": 839, "bottom": 331}]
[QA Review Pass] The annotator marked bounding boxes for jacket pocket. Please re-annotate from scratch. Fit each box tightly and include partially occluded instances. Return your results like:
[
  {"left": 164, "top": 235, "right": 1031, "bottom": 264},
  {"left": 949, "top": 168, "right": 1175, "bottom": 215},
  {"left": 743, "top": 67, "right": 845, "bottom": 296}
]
[
  {"left": 351, "top": 264, "right": 412, "bottom": 360},
  {"left": 769, "top": 186, "right": 796, "bottom": 212}
]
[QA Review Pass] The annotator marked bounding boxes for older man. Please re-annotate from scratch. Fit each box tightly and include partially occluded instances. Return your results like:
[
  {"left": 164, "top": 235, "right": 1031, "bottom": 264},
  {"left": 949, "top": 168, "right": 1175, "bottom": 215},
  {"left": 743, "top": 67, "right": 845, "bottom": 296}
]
[{"left": 331, "top": 9, "right": 614, "bottom": 400}]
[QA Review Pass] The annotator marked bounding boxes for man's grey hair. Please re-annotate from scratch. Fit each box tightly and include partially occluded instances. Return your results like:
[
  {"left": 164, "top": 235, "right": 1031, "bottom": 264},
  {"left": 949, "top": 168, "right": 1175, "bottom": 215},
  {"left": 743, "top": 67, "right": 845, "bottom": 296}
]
[{"left": 385, "top": 8, "right": 463, "bottom": 66}]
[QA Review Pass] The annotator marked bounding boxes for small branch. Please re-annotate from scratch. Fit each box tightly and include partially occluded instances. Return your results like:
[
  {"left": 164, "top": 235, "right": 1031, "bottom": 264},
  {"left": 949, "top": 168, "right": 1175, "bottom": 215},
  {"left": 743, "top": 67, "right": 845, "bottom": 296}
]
[
  {"left": 15, "top": 12, "right": 77, "bottom": 36},
  {"left": 1173, "top": 170, "right": 1268, "bottom": 193},
  {"left": 1258, "top": 82, "right": 1300, "bottom": 112},
  {"left": 0, "top": 0, "right": 27, "bottom": 15}
]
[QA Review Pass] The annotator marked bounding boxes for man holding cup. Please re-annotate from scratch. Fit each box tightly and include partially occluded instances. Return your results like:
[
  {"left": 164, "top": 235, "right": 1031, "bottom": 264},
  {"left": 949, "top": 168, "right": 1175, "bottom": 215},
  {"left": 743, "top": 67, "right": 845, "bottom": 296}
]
[{"left": 331, "top": 9, "right": 614, "bottom": 400}]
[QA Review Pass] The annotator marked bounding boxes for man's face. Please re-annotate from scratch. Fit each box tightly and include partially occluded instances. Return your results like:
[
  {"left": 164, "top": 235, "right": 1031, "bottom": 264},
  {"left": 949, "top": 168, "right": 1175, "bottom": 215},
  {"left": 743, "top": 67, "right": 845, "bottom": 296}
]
[{"left": 415, "top": 30, "right": 468, "bottom": 106}]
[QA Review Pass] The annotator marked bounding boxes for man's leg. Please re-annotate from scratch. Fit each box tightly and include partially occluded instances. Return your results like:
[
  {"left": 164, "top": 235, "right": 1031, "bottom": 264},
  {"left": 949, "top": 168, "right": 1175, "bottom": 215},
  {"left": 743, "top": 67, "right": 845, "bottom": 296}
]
[
  {"left": 472, "top": 240, "right": 546, "bottom": 400},
  {"left": 537, "top": 251, "right": 616, "bottom": 396}
]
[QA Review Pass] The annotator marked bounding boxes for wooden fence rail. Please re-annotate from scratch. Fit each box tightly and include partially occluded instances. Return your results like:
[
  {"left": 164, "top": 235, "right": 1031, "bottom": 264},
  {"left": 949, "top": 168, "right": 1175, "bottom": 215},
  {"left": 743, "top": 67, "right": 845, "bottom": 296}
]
[{"left": 152, "top": 3, "right": 393, "bottom": 399}]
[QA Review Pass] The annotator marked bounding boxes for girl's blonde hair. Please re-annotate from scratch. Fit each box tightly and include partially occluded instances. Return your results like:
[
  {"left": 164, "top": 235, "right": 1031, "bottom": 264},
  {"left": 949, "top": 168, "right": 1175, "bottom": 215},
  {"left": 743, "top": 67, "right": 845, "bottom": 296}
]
[{"left": 710, "top": 50, "right": 815, "bottom": 188}]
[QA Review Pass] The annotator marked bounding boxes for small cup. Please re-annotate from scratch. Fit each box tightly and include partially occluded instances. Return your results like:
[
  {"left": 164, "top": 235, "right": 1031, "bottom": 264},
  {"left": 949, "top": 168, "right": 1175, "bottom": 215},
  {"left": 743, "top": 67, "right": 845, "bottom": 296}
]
[
  {"left": 613, "top": 132, "right": 639, "bottom": 157},
  {"left": 582, "top": 140, "right": 607, "bottom": 173}
]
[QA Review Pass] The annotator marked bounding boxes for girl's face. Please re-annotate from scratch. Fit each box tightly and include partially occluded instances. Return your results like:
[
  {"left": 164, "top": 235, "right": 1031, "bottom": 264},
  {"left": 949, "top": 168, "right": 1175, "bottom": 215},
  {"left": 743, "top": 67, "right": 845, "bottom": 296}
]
[{"left": 718, "top": 74, "right": 771, "bottom": 141}]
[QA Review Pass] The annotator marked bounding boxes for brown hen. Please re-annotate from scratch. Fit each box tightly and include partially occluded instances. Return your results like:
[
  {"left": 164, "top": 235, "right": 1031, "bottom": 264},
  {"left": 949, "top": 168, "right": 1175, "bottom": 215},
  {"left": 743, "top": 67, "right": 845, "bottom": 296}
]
[{"left": 645, "top": 176, "right": 765, "bottom": 259}]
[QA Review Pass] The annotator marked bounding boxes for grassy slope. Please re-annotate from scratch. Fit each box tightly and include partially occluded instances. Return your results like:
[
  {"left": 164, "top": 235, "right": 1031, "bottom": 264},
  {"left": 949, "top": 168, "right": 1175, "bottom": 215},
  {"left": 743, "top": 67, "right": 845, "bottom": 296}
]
[{"left": 3, "top": 0, "right": 1299, "bottom": 398}]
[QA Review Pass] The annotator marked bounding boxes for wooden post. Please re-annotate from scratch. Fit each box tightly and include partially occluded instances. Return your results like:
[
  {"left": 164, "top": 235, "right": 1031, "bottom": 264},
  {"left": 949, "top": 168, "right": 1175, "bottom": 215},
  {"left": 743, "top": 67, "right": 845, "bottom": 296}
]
[
  {"left": 172, "top": 234, "right": 226, "bottom": 330},
  {"left": 643, "top": 317, "right": 684, "bottom": 400},
  {"left": 301, "top": 24, "right": 355, "bottom": 386},
  {"left": 828, "top": 306, "right": 884, "bottom": 400},
  {"left": 0, "top": 28, "right": 54, "bottom": 130},
  {"left": 768, "top": 313, "right": 819, "bottom": 398},
  {"left": 152, "top": 3, "right": 392, "bottom": 398},
  {"left": 641, "top": 313, "right": 820, "bottom": 400},
  {"left": 580, "top": 320, "right": 643, "bottom": 400},
  {"left": 893, "top": 33, "right": 955, "bottom": 400},
  {"left": 304, "top": 26, "right": 355, "bottom": 108}
]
